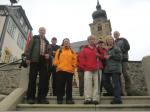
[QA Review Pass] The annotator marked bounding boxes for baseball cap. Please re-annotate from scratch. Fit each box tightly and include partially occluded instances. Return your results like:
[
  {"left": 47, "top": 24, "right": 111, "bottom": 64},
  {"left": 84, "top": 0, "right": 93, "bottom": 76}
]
[{"left": 51, "top": 37, "right": 57, "bottom": 40}]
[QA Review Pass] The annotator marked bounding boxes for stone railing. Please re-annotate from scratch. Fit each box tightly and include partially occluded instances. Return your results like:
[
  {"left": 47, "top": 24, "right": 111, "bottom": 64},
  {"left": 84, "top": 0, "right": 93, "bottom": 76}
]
[
  {"left": 0, "top": 63, "right": 29, "bottom": 111},
  {"left": 0, "top": 63, "right": 22, "bottom": 95}
]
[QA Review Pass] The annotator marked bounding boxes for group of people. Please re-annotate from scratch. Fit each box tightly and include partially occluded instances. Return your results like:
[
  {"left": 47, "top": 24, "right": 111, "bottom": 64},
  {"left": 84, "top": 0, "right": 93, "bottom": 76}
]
[
  {"left": 25, "top": 26, "right": 130, "bottom": 105},
  {"left": 77, "top": 32, "right": 130, "bottom": 104},
  {"left": 25, "top": 27, "right": 76, "bottom": 104}
]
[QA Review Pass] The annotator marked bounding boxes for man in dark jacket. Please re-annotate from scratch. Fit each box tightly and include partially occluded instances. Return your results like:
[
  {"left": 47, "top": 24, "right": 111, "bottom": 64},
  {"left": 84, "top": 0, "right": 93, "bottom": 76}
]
[
  {"left": 49, "top": 37, "right": 60, "bottom": 96},
  {"left": 113, "top": 31, "right": 131, "bottom": 96},
  {"left": 26, "top": 27, "right": 50, "bottom": 104}
]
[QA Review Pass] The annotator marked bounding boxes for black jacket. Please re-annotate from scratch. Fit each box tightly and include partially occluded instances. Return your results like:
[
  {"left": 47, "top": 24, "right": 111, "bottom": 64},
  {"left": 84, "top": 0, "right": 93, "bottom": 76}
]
[
  {"left": 115, "top": 37, "right": 130, "bottom": 61},
  {"left": 26, "top": 35, "right": 49, "bottom": 62}
]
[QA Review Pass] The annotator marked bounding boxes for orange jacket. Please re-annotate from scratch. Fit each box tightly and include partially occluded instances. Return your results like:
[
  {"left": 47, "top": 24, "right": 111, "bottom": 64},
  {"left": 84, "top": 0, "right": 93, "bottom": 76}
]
[{"left": 53, "top": 47, "right": 77, "bottom": 74}]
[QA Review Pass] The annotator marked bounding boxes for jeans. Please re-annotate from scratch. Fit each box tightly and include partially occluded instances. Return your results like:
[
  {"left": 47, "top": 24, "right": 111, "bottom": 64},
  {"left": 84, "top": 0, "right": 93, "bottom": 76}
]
[{"left": 102, "top": 73, "right": 121, "bottom": 101}]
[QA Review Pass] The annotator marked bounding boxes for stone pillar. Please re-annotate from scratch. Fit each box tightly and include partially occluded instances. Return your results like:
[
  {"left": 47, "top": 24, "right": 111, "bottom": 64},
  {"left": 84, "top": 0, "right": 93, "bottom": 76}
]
[
  {"left": 19, "top": 66, "right": 29, "bottom": 91},
  {"left": 142, "top": 56, "right": 150, "bottom": 95}
]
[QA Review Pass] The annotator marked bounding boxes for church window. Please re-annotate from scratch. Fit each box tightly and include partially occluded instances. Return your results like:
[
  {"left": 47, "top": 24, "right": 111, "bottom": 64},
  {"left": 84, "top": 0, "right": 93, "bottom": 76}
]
[{"left": 97, "top": 25, "right": 102, "bottom": 31}]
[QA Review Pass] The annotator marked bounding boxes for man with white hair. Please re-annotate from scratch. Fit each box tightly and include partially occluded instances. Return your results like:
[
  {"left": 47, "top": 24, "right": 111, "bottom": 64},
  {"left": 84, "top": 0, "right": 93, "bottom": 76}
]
[{"left": 26, "top": 27, "right": 50, "bottom": 104}]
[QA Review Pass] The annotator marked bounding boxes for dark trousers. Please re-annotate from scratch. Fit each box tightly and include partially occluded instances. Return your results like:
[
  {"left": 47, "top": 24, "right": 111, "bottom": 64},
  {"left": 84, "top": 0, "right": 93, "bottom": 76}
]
[
  {"left": 78, "top": 71, "right": 84, "bottom": 95},
  {"left": 100, "top": 72, "right": 104, "bottom": 93},
  {"left": 56, "top": 71, "right": 73, "bottom": 101},
  {"left": 27, "top": 56, "right": 49, "bottom": 100},
  {"left": 102, "top": 73, "right": 121, "bottom": 101},
  {"left": 51, "top": 66, "right": 57, "bottom": 95}
]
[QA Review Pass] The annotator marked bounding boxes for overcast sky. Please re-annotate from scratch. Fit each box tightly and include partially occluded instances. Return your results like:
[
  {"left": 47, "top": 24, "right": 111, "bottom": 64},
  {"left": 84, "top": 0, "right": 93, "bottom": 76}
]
[{"left": 1, "top": 0, "right": 150, "bottom": 61}]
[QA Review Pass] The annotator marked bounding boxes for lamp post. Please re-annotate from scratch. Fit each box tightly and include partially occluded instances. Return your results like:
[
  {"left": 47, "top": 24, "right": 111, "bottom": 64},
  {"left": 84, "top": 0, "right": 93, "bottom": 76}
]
[{"left": 10, "top": 0, "right": 19, "bottom": 6}]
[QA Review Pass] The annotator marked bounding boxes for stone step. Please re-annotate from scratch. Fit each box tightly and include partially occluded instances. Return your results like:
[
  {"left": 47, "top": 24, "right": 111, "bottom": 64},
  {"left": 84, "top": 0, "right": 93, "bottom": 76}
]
[
  {"left": 16, "top": 103, "right": 150, "bottom": 111},
  {"left": 48, "top": 87, "right": 106, "bottom": 96},
  {"left": 48, "top": 90, "right": 81, "bottom": 94},
  {"left": 22, "top": 96, "right": 150, "bottom": 104},
  {"left": 0, "top": 94, "right": 6, "bottom": 101}
]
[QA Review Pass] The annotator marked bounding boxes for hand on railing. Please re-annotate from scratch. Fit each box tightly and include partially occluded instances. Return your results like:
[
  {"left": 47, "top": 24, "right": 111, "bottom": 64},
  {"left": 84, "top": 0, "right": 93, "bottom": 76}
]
[{"left": 18, "top": 53, "right": 28, "bottom": 68}]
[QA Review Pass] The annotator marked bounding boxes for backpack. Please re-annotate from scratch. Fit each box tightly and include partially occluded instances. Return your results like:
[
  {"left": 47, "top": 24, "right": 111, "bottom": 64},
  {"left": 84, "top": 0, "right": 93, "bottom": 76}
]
[{"left": 58, "top": 47, "right": 74, "bottom": 59}]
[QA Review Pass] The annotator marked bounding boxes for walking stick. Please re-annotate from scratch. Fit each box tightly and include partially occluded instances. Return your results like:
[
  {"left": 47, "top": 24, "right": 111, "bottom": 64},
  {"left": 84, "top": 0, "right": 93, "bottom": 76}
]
[{"left": 96, "top": 55, "right": 102, "bottom": 104}]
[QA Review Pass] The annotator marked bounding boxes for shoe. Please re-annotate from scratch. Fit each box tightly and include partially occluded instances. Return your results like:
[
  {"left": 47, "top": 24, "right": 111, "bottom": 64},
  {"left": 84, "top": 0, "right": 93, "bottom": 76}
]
[
  {"left": 53, "top": 92, "right": 57, "bottom": 96},
  {"left": 92, "top": 100, "right": 99, "bottom": 105},
  {"left": 80, "top": 93, "right": 84, "bottom": 96},
  {"left": 103, "top": 93, "right": 113, "bottom": 96},
  {"left": 121, "top": 92, "right": 125, "bottom": 96},
  {"left": 66, "top": 100, "right": 75, "bottom": 104},
  {"left": 38, "top": 99, "right": 49, "bottom": 104},
  {"left": 53, "top": 94, "right": 57, "bottom": 96},
  {"left": 27, "top": 99, "right": 35, "bottom": 104},
  {"left": 110, "top": 100, "right": 122, "bottom": 104},
  {"left": 84, "top": 100, "right": 92, "bottom": 104},
  {"left": 57, "top": 100, "right": 63, "bottom": 104}
]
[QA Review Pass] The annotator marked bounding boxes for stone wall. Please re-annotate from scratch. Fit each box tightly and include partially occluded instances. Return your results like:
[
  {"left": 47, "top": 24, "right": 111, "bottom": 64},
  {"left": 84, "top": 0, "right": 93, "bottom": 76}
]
[
  {"left": 126, "top": 61, "right": 148, "bottom": 95},
  {"left": 0, "top": 61, "right": 148, "bottom": 96},
  {"left": 0, "top": 63, "right": 21, "bottom": 95}
]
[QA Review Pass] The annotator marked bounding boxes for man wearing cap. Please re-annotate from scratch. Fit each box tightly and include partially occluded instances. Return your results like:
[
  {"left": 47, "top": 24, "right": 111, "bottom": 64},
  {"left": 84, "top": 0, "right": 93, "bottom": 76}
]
[{"left": 49, "top": 37, "right": 60, "bottom": 96}]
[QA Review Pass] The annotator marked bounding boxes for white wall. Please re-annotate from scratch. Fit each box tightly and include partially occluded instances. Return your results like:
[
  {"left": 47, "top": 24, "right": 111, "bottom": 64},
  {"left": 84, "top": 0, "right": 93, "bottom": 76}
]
[{"left": 0, "top": 17, "right": 25, "bottom": 62}]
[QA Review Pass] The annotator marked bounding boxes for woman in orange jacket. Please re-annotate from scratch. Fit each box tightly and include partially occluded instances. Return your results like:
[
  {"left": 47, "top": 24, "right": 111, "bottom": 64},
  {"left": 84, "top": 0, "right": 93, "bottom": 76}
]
[{"left": 53, "top": 38, "right": 77, "bottom": 104}]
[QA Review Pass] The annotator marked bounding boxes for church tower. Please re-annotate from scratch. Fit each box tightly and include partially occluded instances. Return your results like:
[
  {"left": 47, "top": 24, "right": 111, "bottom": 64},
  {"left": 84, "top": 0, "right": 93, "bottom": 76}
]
[{"left": 89, "top": 0, "right": 112, "bottom": 41}]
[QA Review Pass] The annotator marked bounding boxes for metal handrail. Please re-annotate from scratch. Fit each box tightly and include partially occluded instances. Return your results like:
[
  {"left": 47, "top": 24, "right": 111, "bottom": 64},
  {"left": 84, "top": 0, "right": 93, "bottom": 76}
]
[{"left": 0, "top": 59, "right": 21, "bottom": 69}]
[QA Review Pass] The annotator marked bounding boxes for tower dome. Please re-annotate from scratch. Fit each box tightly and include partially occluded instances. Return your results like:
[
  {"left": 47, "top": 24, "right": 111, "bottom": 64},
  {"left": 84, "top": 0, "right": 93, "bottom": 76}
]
[{"left": 92, "top": 0, "right": 107, "bottom": 21}]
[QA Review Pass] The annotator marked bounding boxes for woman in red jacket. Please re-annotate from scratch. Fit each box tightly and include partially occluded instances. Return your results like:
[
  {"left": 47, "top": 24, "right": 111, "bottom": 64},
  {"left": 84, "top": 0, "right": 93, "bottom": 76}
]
[{"left": 80, "top": 35, "right": 103, "bottom": 104}]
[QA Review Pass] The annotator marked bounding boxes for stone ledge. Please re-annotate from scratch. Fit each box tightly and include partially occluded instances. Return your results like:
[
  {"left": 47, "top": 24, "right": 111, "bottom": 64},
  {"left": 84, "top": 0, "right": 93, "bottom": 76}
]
[
  {"left": 0, "top": 94, "right": 6, "bottom": 101},
  {"left": 17, "top": 104, "right": 150, "bottom": 111},
  {"left": 0, "top": 88, "right": 25, "bottom": 111}
]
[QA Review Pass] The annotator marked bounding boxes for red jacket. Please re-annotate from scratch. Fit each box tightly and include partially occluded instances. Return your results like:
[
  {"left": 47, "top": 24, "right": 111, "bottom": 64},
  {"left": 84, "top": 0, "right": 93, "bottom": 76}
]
[
  {"left": 97, "top": 47, "right": 107, "bottom": 67},
  {"left": 79, "top": 46, "right": 103, "bottom": 71}
]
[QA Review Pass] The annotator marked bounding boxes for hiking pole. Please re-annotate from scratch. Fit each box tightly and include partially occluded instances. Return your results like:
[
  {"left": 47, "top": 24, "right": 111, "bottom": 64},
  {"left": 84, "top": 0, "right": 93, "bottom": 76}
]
[{"left": 96, "top": 55, "right": 102, "bottom": 104}]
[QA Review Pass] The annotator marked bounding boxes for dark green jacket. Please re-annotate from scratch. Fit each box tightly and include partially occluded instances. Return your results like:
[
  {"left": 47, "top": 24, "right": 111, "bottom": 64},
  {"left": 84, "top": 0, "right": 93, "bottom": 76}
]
[
  {"left": 104, "top": 46, "right": 122, "bottom": 73},
  {"left": 26, "top": 35, "right": 49, "bottom": 62},
  {"left": 115, "top": 37, "right": 130, "bottom": 61}
]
